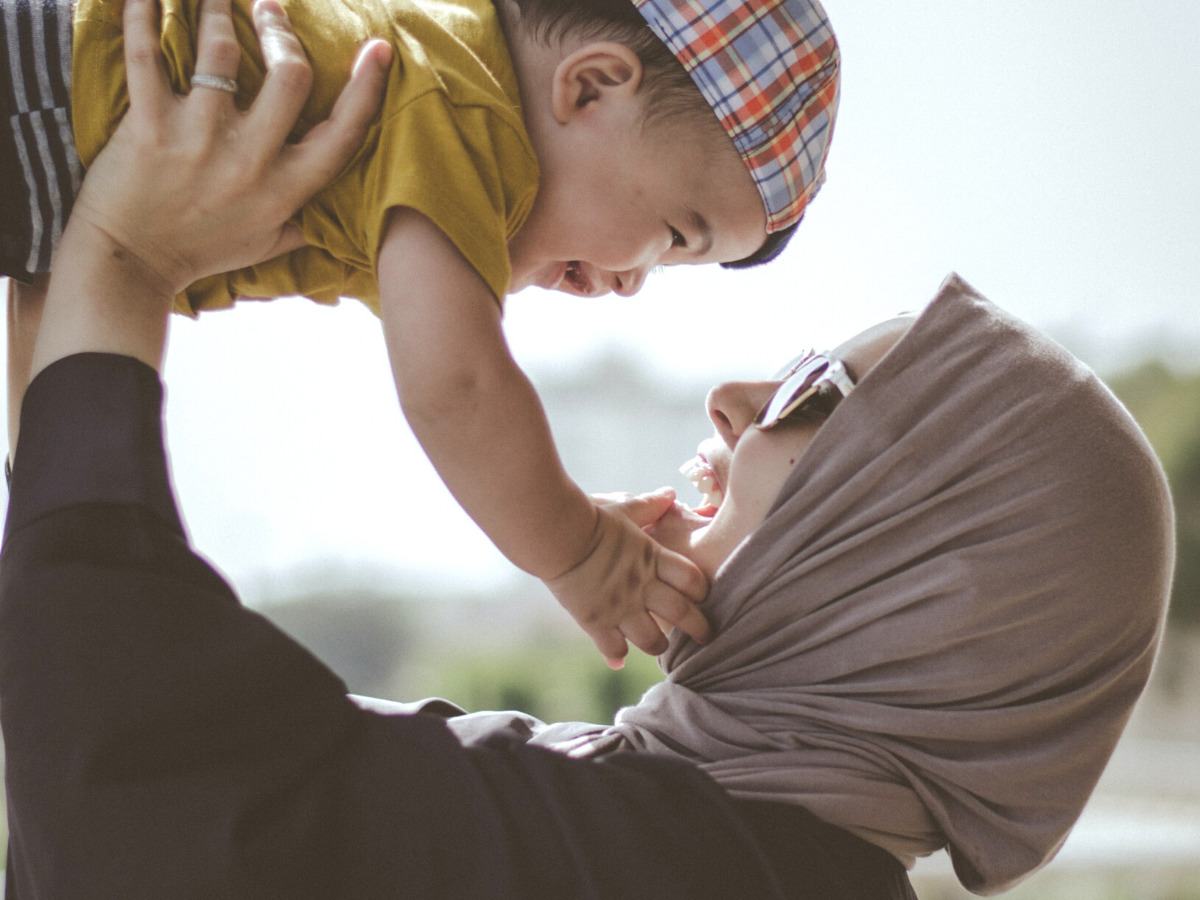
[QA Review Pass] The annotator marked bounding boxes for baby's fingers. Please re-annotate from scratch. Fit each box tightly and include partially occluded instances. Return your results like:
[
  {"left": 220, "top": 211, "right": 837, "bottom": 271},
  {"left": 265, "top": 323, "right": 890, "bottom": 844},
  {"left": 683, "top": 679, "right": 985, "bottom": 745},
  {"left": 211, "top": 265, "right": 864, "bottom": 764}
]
[
  {"left": 655, "top": 546, "right": 708, "bottom": 603},
  {"left": 621, "top": 612, "right": 670, "bottom": 659},
  {"left": 588, "top": 628, "right": 628, "bottom": 671},
  {"left": 646, "top": 582, "right": 712, "bottom": 646},
  {"left": 610, "top": 487, "right": 677, "bottom": 529}
]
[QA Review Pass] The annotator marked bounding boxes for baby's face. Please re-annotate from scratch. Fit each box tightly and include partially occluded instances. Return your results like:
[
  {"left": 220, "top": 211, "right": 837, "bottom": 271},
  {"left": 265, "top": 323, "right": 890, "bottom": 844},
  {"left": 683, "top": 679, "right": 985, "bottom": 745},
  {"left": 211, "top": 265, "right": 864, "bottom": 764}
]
[
  {"left": 507, "top": 108, "right": 766, "bottom": 297},
  {"left": 655, "top": 317, "right": 915, "bottom": 577}
]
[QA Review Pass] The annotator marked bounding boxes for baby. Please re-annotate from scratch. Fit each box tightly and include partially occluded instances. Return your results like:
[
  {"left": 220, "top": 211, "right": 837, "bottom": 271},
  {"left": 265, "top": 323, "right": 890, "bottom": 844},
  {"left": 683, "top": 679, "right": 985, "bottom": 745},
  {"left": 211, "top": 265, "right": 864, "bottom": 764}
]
[{"left": 0, "top": 0, "right": 840, "bottom": 664}]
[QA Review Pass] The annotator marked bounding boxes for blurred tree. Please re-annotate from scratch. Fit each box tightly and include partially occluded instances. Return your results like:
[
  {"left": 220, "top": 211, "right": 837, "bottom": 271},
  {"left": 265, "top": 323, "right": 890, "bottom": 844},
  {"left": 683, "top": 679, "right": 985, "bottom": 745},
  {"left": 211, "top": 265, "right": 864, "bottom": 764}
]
[
  {"left": 1109, "top": 363, "right": 1200, "bottom": 627},
  {"left": 261, "top": 589, "right": 414, "bottom": 697},
  {"left": 255, "top": 576, "right": 667, "bottom": 724},
  {"left": 423, "top": 636, "right": 662, "bottom": 724},
  {"left": 1168, "top": 440, "right": 1200, "bottom": 627}
]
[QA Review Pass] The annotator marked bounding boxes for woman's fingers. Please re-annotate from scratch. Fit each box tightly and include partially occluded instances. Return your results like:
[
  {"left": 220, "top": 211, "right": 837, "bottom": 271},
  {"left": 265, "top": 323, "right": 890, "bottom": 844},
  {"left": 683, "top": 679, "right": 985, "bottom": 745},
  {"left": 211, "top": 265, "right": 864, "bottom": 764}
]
[
  {"left": 122, "top": 0, "right": 170, "bottom": 116},
  {"left": 255, "top": 222, "right": 309, "bottom": 263},
  {"left": 246, "top": 0, "right": 313, "bottom": 153},
  {"left": 281, "top": 39, "right": 390, "bottom": 197},
  {"left": 190, "top": 0, "right": 242, "bottom": 114}
]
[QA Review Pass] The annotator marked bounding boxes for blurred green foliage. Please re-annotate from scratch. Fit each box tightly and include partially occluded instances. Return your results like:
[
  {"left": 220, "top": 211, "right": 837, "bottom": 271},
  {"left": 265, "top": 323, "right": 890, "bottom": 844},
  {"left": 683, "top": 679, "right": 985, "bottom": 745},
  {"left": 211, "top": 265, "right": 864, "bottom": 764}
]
[
  {"left": 411, "top": 632, "right": 664, "bottom": 725},
  {"left": 258, "top": 585, "right": 665, "bottom": 724},
  {"left": 1110, "top": 364, "right": 1200, "bottom": 626}
]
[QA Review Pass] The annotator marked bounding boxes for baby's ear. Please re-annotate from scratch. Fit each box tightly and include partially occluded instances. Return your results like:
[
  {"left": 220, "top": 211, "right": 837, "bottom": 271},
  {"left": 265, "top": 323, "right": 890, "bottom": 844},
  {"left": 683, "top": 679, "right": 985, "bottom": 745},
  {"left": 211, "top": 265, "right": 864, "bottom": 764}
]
[{"left": 550, "top": 41, "right": 643, "bottom": 122}]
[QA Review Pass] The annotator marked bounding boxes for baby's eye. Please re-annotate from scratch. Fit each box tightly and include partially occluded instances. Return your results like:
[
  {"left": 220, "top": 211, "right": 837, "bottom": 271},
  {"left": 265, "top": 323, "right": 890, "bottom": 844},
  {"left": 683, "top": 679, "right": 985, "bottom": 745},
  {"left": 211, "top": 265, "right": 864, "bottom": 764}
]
[{"left": 669, "top": 227, "right": 687, "bottom": 248}]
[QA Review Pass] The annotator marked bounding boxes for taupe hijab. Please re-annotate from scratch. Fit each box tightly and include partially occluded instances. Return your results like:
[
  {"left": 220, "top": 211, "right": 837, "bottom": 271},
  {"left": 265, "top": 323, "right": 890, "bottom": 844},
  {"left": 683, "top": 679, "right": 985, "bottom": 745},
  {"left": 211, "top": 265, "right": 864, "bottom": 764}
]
[
  {"left": 602, "top": 276, "right": 1173, "bottom": 894},
  {"left": 438, "top": 276, "right": 1173, "bottom": 893}
]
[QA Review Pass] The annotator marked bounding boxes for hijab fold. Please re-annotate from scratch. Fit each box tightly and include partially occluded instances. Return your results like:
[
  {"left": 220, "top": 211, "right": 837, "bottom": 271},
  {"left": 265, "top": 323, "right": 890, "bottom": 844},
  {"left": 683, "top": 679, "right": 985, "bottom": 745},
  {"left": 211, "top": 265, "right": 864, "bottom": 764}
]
[{"left": 598, "top": 276, "right": 1174, "bottom": 894}]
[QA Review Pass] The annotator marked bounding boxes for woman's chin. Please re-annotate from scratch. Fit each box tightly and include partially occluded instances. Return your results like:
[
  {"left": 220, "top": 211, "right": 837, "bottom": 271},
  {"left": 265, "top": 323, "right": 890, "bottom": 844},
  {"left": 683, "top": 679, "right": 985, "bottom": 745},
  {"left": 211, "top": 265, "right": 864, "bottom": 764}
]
[
  {"left": 653, "top": 502, "right": 742, "bottom": 581},
  {"left": 686, "top": 502, "right": 759, "bottom": 579}
]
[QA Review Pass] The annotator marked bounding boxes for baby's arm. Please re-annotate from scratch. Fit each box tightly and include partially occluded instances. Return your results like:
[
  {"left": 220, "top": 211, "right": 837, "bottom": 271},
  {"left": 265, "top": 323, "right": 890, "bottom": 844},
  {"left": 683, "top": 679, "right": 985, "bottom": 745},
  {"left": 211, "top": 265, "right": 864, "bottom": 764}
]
[{"left": 377, "top": 208, "right": 710, "bottom": 665}]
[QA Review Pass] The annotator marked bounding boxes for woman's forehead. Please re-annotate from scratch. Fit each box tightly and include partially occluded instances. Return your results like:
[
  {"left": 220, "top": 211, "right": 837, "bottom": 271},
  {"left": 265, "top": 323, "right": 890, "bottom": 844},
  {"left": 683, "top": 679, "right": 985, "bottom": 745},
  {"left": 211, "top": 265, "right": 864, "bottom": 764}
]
[{"left": 832, "top": 316, "right": 915, "bottom": 378}]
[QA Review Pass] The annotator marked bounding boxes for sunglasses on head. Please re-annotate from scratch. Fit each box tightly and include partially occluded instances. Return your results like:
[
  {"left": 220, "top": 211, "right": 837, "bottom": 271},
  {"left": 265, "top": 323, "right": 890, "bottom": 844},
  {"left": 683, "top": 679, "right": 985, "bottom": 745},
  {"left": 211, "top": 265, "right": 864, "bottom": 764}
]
[{"left": 753, "top": 350, "right": 856, "bottom": 430}]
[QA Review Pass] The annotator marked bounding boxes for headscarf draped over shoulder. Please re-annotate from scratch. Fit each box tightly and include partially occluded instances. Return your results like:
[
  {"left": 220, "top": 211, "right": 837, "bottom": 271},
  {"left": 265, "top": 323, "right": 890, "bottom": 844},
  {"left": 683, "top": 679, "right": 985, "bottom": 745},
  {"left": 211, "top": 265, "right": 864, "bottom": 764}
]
[{"left": 605, "top": 275, "right": 1174, "bottom": 894}]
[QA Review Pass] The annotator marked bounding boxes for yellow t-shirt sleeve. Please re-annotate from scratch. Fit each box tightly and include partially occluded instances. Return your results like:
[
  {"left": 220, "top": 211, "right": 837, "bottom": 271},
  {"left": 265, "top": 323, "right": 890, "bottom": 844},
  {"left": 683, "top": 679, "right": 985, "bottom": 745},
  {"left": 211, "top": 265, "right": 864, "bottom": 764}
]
[
  {"left": 339, "top": 89, "right": 538, "bottom": 309},
  {"left": 183, "top": 90, "right": 538, "bottom": 315}
]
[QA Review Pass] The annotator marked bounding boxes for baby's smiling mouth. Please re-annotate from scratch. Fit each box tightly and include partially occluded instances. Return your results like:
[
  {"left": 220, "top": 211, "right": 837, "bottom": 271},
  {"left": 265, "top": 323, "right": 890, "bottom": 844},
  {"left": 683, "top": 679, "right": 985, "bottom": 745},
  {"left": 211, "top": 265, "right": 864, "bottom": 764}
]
[
  {"left": 563, "top": 260, "right": 592, "bottom": 294},
  {"left": 679, "top": 453, "right": 724, "bottom": 515}
]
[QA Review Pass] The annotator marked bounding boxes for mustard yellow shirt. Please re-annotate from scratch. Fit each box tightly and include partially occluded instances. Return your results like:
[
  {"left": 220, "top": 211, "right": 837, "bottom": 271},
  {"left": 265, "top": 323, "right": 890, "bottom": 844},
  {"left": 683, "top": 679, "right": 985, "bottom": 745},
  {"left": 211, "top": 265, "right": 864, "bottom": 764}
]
[{"left": 71, "top": 0, "right": 539, "bottom": 314}]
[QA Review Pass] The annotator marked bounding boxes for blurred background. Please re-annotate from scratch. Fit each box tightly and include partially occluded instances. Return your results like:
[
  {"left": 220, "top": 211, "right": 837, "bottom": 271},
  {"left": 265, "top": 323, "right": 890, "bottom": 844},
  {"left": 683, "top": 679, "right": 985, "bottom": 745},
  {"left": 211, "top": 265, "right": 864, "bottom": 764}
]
[{"left": 1, "top": 0, "right": 1198, "bottom": 895}]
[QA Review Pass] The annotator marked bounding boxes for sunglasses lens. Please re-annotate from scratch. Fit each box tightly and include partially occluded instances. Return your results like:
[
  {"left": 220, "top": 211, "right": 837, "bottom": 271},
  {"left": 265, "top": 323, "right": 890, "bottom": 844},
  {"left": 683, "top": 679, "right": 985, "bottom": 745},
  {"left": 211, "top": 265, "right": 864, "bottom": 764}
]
[
  {"left": 771, "top": 350, "right": 816, "bottom": 380},
  {"left": 756, "top": 356, "right": 830, "bottom": 427}
]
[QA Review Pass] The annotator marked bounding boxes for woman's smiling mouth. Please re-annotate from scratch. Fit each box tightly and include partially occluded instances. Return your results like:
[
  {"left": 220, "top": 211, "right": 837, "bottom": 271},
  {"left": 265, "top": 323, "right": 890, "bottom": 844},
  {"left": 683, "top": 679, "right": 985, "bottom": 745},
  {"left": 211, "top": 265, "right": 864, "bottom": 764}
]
[{"left": 679, "top": 452, "right": 724, "bottom": 514}]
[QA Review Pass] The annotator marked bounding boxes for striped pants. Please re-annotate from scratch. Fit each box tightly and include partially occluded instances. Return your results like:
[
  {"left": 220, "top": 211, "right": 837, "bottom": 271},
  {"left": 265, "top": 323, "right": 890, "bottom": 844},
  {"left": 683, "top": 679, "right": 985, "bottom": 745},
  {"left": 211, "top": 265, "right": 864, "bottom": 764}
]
[{"left": 1, "top": 0, "right": 81, "bottom": 282}]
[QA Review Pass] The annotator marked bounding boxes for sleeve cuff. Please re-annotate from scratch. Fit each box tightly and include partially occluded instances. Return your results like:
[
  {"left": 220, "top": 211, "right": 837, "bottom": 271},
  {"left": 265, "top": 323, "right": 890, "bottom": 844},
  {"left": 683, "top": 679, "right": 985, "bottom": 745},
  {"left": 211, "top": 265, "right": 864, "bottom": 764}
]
[{"left": 4, "top": 353, "right": 184, "bottom": 539}]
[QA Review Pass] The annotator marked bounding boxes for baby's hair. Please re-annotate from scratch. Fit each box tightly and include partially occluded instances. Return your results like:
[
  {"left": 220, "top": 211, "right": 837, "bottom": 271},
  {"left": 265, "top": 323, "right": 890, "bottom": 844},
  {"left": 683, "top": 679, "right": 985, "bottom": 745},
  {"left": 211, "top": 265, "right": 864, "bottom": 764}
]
[
  {"left": 499, "top": 0, "right": 798, "bottom": 269},
  {"left": 500, "top": 0, "right": 707, "bottom": 131}
]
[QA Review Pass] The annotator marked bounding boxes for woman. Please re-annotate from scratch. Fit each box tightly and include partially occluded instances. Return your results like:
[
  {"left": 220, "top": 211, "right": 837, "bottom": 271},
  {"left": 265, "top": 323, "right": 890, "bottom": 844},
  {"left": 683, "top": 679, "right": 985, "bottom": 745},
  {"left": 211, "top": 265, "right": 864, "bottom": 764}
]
[
  {"left": 443, "top": 284, "right": 1174, "bottom": 893},
  {"left": 0, "top": 1, "right": 913, "bottom": 898},
  {"left": 0, "top": 2, "right": 1172, "bottom": 898}
]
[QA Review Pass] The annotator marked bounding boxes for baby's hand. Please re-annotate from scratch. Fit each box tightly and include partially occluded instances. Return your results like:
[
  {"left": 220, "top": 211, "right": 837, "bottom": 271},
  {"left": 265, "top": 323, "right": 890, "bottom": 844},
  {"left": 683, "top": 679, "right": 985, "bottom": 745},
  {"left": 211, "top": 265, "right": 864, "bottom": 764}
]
[
  {"left": 644, "top": 500, "right": 712, "bottom": 557},
  {"left": 545, "top": 489, "right": 711, "bottom": 669}
]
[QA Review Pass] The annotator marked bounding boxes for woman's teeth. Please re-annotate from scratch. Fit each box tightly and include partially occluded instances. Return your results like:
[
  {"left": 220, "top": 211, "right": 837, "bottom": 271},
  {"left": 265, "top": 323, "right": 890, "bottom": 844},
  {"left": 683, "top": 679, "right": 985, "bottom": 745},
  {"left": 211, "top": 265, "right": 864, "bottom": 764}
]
[{"left": 679, "top": 456, "right": 724, "bottom": 510}]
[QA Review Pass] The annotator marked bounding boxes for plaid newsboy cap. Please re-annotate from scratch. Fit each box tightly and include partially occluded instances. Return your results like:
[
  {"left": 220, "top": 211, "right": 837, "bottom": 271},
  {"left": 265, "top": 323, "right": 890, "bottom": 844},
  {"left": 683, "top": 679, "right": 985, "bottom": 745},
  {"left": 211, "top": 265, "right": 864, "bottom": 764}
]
[{"left": 632, "top": 0, "right": 841, "bottom": 233}]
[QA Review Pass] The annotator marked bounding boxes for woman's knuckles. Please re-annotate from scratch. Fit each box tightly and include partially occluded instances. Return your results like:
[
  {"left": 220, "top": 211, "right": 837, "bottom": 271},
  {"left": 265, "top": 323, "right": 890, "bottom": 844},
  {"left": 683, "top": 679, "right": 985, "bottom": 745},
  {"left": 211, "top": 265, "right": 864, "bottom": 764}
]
[
  {"left": 268, "top": 58, "right": 314, "bottom": 96},
  {"left": 202, "top": 36, "right": 242, "bottom": 73}
]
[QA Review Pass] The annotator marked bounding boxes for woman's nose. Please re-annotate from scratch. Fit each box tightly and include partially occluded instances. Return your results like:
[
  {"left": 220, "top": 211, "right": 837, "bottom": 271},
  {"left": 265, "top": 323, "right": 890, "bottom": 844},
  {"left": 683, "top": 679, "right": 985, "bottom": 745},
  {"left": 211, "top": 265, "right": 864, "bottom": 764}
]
[{"left": 706, "top": 380, "right": 775, "bottom": 449}]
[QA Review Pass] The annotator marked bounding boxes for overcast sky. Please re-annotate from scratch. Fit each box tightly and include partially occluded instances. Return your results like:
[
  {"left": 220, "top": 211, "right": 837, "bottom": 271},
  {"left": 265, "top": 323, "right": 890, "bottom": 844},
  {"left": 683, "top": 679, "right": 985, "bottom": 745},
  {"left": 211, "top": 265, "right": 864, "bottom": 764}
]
[{"left": 2, "top": 0, "right": 1197, "bottom": 593}]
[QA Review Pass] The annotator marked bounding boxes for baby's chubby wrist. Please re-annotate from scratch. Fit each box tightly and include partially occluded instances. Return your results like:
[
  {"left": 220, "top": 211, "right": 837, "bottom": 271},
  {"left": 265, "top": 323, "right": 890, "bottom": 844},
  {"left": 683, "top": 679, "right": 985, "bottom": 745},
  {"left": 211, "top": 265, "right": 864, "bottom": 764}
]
[
  {"left": 538, "top": 499, "right": 603, "bottom": 583},
  {"left": 542, "top": 488, "right": 679, "bottom": 586},
  {"left": 542, "top": 504, "right": 634, "bottom": 608}
]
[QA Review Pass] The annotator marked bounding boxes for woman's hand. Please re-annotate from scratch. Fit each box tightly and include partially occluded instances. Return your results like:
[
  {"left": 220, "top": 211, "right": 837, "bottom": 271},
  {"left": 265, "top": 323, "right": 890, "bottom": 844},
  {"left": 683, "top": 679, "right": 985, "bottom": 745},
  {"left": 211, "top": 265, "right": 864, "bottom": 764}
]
[
  {"left": 73, "top": 0, "right": 391, "bottom": 297},
  {"left": 31, "top": 0, "right": 390, "bottom": 376}
]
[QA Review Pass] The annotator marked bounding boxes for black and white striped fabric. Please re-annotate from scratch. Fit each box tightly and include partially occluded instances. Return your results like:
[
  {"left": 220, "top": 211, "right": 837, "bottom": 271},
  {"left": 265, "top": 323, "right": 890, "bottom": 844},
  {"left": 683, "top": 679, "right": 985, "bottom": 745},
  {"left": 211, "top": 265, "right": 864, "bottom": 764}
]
[{"left": 1, "top": 0, "right": 81, "bottom": 282}]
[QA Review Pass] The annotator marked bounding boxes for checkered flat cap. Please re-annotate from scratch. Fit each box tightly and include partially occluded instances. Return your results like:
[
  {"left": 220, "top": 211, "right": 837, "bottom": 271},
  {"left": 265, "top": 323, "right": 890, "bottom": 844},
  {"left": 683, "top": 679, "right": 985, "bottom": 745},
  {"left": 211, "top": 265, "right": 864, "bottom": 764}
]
[{"left": 632, "top": 0, "right": 841, "bottom": 233}]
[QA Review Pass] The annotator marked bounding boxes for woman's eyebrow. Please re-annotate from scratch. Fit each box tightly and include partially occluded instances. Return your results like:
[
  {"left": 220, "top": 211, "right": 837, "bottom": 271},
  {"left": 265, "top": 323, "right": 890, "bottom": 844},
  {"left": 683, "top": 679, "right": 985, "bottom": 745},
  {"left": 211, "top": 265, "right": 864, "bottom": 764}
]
[{"left": 687, "top": 207, "right": 714, "bottom": 256}]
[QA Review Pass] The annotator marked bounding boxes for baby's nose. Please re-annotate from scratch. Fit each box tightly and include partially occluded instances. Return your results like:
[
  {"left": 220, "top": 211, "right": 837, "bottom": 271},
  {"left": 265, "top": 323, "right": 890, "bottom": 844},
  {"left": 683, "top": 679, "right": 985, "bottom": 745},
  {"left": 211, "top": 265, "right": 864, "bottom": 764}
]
[{"left": 612, "top": 264, "right": 649, "bottom": 298}]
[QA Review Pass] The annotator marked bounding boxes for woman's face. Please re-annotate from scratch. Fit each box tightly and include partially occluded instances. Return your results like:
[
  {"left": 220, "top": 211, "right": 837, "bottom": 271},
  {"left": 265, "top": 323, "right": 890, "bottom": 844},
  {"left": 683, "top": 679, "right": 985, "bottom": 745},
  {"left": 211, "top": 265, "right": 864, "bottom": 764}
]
[{"left": 651, "top": 316, "right": 915, "bottom": 577}]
